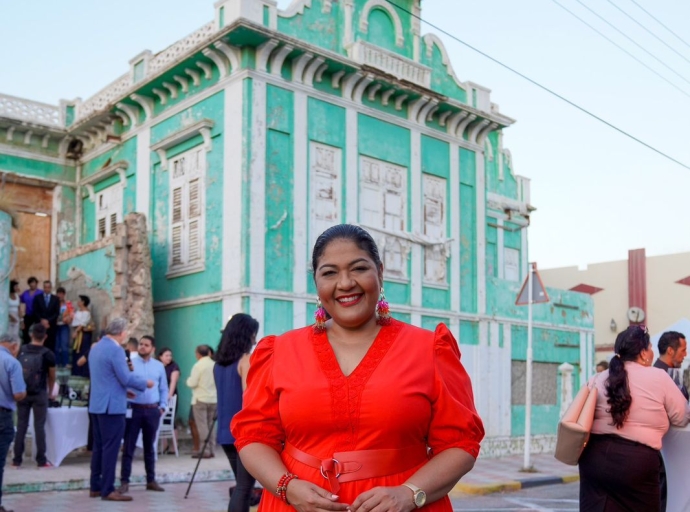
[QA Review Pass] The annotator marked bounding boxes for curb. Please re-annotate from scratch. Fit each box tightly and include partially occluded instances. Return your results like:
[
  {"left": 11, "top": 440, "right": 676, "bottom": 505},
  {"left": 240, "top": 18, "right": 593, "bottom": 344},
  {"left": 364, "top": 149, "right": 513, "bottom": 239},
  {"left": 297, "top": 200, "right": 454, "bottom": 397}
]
[
  {"left": 451, "top": 475, "right": 579, "bottom": 496},
  {"left": 4, "top": 468, "right": 234, "bottom": 495}
]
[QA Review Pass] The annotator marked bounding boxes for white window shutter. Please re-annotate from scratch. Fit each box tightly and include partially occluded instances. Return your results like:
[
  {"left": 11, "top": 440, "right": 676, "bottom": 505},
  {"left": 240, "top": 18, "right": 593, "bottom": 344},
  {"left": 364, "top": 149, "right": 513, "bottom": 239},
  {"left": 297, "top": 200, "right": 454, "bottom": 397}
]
[
  {"left": 109, "top": 213, "right": 117, "bottom": 236},
  {"left": 188, "top": 179, "right": 201, "bottom": 219},
  {"left": 98, "top": 217, "right": 106, "bottom": 239},
  {"left": 188, "top": 220, "right": 200, "bottom": 262},
  {"left": 168, "top": 147, "right": 205, "bottom": 274},
  {"left": 504, "top": 248, "right": 520, "bottom": 282},
  {"left": 309, "top": 142, "right": 342, "bottom": 249},
  {"left": 171, "top": 225, "right": 183, "bottom": 265},
  {"left": 188, "top": 178, "right": 202, "bottom": 262},
  {"left": 172, "top": 187, "right": 183, "bottom": 223}
]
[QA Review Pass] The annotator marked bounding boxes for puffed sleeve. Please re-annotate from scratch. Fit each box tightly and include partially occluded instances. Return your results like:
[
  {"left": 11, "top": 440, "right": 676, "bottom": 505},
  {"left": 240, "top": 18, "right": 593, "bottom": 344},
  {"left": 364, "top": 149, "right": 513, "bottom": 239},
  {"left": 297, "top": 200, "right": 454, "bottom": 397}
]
[
  {"left": 427, "top": 324, "right": 485, "bottom": 459},
  {"left": 231, "top": 336, "right": 285, "bottom": 452}
]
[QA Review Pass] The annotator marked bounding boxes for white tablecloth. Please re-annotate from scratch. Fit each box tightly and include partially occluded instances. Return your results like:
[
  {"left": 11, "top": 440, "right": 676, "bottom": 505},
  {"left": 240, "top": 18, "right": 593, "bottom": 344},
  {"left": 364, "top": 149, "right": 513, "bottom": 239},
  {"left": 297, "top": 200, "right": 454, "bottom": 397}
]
[
  {"left": 661, "top": 425, "right": 690, "bottom": 511},
  {"left": 29, "top": 406, "right": 89, "bottom": 467}
]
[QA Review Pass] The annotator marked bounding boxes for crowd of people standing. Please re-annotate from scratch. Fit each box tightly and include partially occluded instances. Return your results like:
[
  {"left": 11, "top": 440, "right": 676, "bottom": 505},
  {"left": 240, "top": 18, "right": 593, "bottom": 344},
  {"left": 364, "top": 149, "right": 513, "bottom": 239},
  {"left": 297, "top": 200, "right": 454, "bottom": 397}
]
[{"left": 9, "top": 277, "right": 94, "bottom": 375}]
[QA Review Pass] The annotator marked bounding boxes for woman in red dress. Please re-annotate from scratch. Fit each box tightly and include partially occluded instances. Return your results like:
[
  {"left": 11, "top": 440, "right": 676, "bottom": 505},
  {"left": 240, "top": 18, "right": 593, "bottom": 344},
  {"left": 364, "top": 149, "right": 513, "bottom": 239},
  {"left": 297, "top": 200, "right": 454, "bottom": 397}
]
[{"left": 231, "top": 224, "right": 484, "bottom": 512}]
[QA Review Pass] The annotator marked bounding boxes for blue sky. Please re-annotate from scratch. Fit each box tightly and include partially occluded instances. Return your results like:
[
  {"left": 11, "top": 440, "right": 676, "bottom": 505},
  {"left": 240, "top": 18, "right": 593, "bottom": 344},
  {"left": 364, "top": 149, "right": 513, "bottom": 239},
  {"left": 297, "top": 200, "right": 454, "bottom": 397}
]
[{"left": 2, "top": 0, "right": 689, "bottom": 269}]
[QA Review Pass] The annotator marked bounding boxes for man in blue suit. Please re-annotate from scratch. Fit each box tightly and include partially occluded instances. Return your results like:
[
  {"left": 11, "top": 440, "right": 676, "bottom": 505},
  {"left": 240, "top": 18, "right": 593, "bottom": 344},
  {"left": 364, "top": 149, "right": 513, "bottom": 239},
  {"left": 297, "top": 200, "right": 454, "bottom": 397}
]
[{"left": 88, "top": 318, "right": 152, "bottom": 502}]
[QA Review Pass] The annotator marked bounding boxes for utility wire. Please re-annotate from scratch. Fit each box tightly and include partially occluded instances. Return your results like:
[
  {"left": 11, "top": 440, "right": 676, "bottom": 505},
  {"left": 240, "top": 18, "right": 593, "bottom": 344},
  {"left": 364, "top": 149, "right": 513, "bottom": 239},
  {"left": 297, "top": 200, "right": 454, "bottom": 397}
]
[
  {"left": 627, "top": 0, "right": 690, "bottom": 51},
  {"left": 382, "top": 0, "right": 690, "bottom": 172},
  {"left": 571, "top": 0, "right": 690, "bottom": 89},
  {"left": 606, "top": 0, "right": 690, "bottom": 65}
]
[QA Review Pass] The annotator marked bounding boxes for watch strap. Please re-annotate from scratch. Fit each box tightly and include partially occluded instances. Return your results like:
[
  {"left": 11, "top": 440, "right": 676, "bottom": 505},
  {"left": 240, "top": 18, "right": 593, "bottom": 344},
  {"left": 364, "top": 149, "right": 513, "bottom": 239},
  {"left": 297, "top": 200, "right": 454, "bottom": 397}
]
[{"left": 402, "top": 483, "right": 421, "bottom": 494}]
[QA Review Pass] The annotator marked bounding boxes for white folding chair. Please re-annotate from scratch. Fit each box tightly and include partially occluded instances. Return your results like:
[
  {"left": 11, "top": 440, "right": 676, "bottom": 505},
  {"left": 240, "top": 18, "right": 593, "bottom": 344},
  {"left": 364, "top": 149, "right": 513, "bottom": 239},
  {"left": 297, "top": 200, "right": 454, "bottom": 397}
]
[{"left": 156, "top": 395, "right": 178, "bottom": 457}]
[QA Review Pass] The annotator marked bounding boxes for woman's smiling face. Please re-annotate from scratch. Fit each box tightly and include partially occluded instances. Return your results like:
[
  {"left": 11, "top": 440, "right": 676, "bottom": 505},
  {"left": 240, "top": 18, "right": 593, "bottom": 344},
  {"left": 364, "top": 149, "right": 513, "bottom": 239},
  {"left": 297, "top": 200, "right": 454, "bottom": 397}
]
[{"left": 314, "top": 238, "right": 383, "bottom": 330}]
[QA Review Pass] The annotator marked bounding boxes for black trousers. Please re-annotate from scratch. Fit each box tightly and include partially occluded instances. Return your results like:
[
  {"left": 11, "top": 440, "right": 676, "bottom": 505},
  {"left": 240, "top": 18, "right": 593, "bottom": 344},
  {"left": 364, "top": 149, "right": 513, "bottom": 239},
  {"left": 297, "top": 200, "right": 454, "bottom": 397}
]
[
  {"left": 579, "top": 434, "right": 661, "bottom": 512},
  {"left": 121, "top": 407, "right": 161, "bottom": 483},
  {"left": 13, "top": 392, "right": 48, "bottom": 466},
  {"left": 222, "top": 443, "right": 257, "bottom": 512}
]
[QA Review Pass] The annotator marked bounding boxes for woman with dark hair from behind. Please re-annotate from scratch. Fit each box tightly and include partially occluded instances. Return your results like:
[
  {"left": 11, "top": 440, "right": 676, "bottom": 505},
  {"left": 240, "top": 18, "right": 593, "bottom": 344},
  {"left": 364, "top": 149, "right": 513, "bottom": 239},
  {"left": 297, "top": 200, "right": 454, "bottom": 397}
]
[
  {"left": 579, "top": 325, "right": 690, "bottom": 511},
  {"left": 215, "top": 313, "right": 259, "bottom": 512}
]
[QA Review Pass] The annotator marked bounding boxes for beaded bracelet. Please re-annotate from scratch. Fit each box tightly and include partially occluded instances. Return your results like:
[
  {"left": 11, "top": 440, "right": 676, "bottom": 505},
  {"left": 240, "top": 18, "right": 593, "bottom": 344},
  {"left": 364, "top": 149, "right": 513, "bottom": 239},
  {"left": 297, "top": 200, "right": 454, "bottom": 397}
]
[{"left": 276, "top": 472, "right": 299, "bottom": 503}]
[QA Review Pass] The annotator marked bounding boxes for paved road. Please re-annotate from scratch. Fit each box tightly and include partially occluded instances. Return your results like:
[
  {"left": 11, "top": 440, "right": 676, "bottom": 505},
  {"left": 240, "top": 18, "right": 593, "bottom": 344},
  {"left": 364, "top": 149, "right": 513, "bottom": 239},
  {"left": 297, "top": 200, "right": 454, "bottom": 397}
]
[
  {"left": 451, "top": 482, "right": 579, "bottom": 511},
  {"left": 6, "top": 480, "right": 580, "bottom": 512}
]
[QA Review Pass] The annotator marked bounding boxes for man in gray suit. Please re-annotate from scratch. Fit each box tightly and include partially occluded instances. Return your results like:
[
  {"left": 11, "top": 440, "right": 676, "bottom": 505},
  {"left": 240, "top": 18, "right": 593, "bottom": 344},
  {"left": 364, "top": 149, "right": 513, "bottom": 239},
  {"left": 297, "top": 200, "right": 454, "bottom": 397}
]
[{"left": 88, "top": 318, "right": 152, "bottom": 502}]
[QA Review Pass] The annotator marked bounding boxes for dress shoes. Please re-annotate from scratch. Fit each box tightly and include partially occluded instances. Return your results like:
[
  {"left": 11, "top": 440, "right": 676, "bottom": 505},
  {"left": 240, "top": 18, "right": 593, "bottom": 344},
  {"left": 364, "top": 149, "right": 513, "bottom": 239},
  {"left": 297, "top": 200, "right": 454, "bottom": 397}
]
[
  {"left": 102, "top": 491, "right": 133, "bottom": 502},
  {"left": 89, "top": 491, "right": 100, "bottom": 498},
  {"left": 146, "top": 481, "right": 165, "bottom": 492},
  {"left": 117, "top": 483, "right": 129, "bottom": 494}
]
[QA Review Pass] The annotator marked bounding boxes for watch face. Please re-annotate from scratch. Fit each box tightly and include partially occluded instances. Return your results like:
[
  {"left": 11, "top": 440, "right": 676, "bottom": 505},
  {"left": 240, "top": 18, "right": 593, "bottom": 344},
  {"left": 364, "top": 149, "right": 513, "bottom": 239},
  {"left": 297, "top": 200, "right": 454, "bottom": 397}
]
[{"left": 414, "top": 490, "right": 427, "bottom": 507}]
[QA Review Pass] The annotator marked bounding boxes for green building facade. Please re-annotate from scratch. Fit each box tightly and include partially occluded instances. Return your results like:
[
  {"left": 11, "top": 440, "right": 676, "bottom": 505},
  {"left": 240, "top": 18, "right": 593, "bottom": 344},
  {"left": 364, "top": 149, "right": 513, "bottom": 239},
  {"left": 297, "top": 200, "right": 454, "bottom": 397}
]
[{"left": 0, "top": 0, "right": 593, "bottom": 454}]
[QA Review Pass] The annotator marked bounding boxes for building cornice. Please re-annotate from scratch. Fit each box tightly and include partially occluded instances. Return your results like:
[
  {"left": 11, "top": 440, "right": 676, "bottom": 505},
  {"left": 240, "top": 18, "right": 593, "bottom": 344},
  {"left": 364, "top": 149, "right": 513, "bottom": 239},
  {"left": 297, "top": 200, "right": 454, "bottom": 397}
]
[{"left": 0, "top": 143, "right": 72, "bottom": 167}]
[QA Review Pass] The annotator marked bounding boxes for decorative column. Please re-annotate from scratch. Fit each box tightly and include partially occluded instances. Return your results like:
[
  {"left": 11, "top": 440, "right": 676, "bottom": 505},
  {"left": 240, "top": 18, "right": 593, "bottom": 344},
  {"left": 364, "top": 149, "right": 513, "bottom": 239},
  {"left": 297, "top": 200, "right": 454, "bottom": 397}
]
[{"left": 559, "top": 362, "right": 575, "bottom": 418}]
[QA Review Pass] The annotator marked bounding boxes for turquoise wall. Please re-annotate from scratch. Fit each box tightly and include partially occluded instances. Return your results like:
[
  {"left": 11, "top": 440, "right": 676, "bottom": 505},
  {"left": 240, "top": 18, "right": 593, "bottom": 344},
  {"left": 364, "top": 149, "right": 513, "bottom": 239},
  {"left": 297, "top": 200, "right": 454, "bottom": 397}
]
[
  {"left": 266, "top": 85, "right": 295, "bottom": 292},
  {"left": 58, "top": 245, "right": 117, "bottom": 301},
  {"left": 306, "top": 96, "right": 347, "bottom": 292},
  {"left": 277, "top": 0, "right": 341, "bottom": 54},
  {"left": 485, "top": 131, "right": 518, "bottom": 198},
  {"left": 0, "top": 154, "right": 74, "bottom": 183},
  {"left": 154, "top": 301, "right": 223, "bottom": 420},
  {"left": 150, "top": 92, "right": 225, "bottom": 303},
  {"left": 511, "top": 325, "right": 582, "bottom": 435},
  {"left": 80, "top": 137, "right": 138, "bottom": 244},
  {"left": 354, "top": 0, "right": 414, "bottom": 59},
  {"left": 264, "top": 298, "right": 293, "bottom": 336},
  {"left": 459, "top": 148, "right": 476, "bottom": 313},
  {"left": 420, "top": 42, "right": 468, "bottom": 104}
]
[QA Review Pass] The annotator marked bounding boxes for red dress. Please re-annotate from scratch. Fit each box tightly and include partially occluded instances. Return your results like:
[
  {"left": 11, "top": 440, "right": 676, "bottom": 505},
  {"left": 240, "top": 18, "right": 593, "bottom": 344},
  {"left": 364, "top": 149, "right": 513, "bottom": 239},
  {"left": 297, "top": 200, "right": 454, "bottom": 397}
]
[{"left": 231, "top": 319, "right": 484, "bottom": 512}]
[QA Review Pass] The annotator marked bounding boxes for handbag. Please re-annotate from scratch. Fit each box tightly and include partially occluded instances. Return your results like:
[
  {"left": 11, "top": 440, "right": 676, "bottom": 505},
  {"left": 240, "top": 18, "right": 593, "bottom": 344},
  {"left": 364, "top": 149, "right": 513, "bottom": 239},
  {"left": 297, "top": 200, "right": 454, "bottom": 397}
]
[{"left": 554, "top": 384, "right": 598, "bottom": 465}]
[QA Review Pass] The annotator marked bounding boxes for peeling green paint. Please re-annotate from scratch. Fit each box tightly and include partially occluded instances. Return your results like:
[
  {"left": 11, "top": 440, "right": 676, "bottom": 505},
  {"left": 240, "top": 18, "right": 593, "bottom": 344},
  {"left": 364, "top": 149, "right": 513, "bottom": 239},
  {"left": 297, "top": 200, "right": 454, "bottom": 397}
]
[
  {"left": 421, "top": 315, "right": 449, "bottom": 331},
  {"left": 422, "top": 287, "right": 449, "bottom": 310},
  {"left": 155, "top": 301, "right": 223, "bottom": 421},
  {"left": 150, "top": 92, "right": 225, "bottom": 303},
  {"left": 264, "top": 298, "right": 293, "bottom": 336},
  {"left": 0, "top": 154, "right": 75, "bottom": 183},
  {"left": 58, "top": 246, "right": 117, "bottom": 300}
]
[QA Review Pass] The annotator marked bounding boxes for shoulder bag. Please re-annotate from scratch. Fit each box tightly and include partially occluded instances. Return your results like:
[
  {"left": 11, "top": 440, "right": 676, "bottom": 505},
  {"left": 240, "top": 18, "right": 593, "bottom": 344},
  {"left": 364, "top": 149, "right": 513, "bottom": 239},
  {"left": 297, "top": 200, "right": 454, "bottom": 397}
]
[{"left": 554, "top": 383, "right": 598, "bottom": 465}]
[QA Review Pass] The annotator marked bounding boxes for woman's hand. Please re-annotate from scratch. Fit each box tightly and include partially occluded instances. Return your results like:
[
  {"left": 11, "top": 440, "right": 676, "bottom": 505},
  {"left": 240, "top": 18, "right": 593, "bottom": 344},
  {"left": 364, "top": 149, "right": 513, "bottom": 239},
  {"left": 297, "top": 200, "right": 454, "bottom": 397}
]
[
  {"left": 350, "top": 486, "right": 415, "bottom": 512},
  {"left": 285, "top": 479, "right": 350, "bottom": 512}
]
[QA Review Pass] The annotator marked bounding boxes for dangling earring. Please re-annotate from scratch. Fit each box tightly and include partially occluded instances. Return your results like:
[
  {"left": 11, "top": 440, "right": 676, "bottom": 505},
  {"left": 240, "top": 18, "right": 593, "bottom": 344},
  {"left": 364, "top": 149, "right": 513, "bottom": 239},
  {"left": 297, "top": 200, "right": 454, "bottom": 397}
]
[
  {"left": 314, "top": 297, "right": 327, "bottom": 333},
  {"left": 376, "top": 288, "right": 391, "bottom": 326}
]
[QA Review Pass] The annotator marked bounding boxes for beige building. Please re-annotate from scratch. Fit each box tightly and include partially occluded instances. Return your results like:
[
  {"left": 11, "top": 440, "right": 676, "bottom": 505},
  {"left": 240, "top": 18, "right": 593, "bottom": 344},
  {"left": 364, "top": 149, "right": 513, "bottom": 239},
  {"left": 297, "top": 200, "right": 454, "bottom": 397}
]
[{"left": 540, "top": 249, "right": 690, "bottom": 363}]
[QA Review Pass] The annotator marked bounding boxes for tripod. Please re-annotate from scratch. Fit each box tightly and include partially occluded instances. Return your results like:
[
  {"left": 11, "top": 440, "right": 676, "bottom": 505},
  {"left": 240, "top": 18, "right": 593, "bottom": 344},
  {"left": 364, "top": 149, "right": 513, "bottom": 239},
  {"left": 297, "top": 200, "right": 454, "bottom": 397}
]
[{"left": 184, "top": 413, "right": 217, "bottom": 499}]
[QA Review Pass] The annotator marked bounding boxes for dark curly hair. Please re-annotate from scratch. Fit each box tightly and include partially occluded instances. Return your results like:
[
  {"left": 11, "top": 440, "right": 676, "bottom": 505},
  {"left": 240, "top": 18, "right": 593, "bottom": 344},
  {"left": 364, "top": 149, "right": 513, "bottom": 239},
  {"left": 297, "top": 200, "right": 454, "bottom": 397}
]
[
  {"left": 215, "top": 314, "right": 259, "bottom": 367},
  {"left": 605, "top": 325, "right": 651, "bottom": 429}
]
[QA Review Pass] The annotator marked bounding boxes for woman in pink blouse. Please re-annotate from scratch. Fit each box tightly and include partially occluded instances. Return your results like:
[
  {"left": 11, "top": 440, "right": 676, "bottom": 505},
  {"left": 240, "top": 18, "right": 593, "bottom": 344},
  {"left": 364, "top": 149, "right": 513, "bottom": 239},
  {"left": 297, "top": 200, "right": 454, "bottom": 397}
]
[{"left": 579, "top": 325, "right": 690, "bottom": 511}]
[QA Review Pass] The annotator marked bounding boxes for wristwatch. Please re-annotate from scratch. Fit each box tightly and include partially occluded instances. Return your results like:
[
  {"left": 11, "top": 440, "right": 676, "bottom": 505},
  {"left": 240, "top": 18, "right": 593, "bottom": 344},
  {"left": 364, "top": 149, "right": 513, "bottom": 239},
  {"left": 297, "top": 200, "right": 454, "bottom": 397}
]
[{"left": 402, "top": 483, "right": 427, "bottom": 508}]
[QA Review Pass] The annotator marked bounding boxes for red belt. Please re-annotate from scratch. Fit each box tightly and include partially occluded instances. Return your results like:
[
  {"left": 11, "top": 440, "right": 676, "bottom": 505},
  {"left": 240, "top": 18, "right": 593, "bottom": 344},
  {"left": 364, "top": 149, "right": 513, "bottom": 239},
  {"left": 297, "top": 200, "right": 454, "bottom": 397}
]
[{"left": 282, "top": 442, "right": 429, "bottom": 494}]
